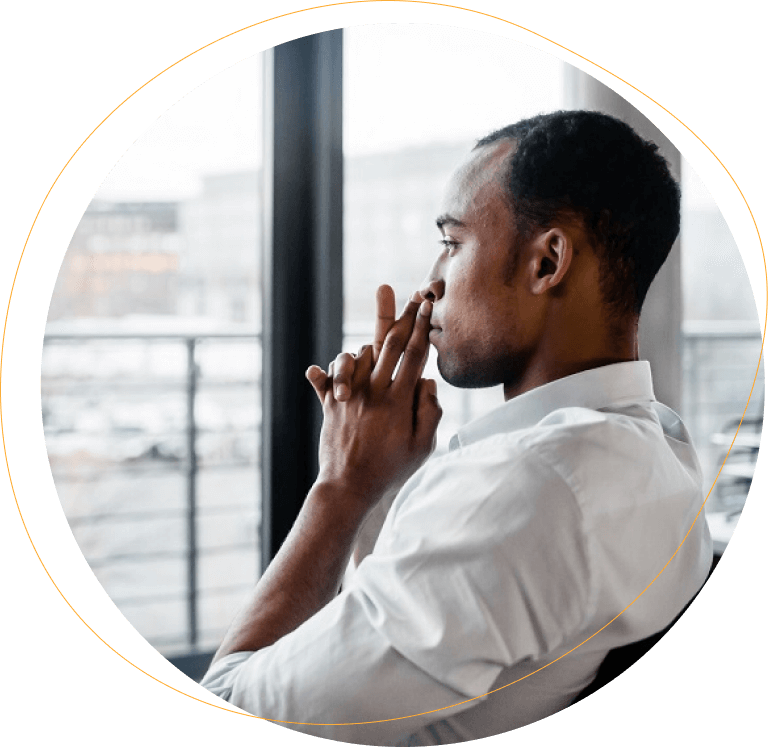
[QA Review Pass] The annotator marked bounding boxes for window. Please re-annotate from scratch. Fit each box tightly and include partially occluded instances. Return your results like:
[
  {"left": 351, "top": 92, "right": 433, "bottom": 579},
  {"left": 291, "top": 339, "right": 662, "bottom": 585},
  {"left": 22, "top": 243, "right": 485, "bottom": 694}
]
[
  {"left": 680, "top": 160, "right": 763, "bottom": 513},
  {"left": 43, "top": 26, "right": 759, "bottom": 676},
  {"left": 43, "top": 54, "right": 263, "bottom": 661}
]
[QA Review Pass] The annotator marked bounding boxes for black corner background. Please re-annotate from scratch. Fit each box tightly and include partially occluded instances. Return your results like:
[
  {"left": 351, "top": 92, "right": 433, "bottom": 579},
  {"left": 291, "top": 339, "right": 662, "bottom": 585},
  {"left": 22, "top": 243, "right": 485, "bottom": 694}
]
[{"left": 7, "top": 3, "right": 765, "bottom": 742}]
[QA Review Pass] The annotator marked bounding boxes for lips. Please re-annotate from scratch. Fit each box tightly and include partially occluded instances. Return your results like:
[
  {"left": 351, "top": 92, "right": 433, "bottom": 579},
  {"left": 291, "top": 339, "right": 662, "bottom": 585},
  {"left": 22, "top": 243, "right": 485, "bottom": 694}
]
[{"left": 428, "top": 310, "right": 443, "bottom": 343}]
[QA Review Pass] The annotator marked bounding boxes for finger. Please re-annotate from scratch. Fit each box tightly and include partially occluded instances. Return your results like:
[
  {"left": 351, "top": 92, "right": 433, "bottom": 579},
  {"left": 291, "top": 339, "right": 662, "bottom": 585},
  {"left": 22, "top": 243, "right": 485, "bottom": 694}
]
[
  {"left": 373, "top": 285, "right": 396, "bottom": 363},
  {"left": 393, "top": 300, "right": 432, "bottom": 392},
  {"left": 414, "top": 378, "right": 442, "bottom": 446},
  {"left": 418, "top": 345, "right": 430, "bottom": 378},
  {"left": 352, "top": 345, "right": 375, "bottom": 390},
  {"left": 332, "top": 352, "right": 356, "bottom": 401},
  {"left": 305, "top": 365, "right": 329, "bottom": 404},
  {"left": 370, "top": 299, "right": 421, "bottom": 389}
]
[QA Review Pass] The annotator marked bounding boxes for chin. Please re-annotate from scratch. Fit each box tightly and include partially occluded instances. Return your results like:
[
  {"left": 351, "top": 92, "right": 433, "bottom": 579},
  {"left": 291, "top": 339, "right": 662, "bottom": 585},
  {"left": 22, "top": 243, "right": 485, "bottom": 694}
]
[{"left": 436, "top": 352, "right": 502, "bottom": 390}]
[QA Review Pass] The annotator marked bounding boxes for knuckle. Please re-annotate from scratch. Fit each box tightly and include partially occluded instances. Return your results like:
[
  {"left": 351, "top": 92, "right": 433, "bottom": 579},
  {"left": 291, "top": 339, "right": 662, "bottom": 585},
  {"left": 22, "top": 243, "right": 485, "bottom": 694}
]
[
  {"left": 400, "top": 350, "right": 418, "bottom": 368},
  {"left": 334, "top": 353, "right": 353, "bottom": 372},
  {"left": 382, "top": 334, "right": 405, "bottom": 352},
  {"left": 403, "top": 341, "right": 426, "bottom": 363},
  {"left": 404, "top": 341, "right": 423, "bottom": 358}
]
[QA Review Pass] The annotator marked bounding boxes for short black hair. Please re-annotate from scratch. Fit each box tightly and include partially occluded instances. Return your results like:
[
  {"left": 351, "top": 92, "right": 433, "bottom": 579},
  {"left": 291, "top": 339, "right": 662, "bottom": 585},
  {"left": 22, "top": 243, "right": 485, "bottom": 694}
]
[{"left": 475, "top": 110, "right": 680, "bottom": 317}]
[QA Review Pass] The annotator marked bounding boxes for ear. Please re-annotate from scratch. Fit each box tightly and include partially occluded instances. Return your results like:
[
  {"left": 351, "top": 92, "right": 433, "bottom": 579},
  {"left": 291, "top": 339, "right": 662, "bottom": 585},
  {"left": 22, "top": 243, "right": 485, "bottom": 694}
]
[{"left": 527, "top": 228, "right": 573, "bottom": 296}]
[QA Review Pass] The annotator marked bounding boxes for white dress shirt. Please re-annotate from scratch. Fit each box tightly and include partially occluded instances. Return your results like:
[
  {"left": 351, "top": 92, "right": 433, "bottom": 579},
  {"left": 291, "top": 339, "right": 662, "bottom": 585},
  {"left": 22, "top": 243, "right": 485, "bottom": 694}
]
[{"left": 201, "top": 361, "right": 713, "bottom": 745}]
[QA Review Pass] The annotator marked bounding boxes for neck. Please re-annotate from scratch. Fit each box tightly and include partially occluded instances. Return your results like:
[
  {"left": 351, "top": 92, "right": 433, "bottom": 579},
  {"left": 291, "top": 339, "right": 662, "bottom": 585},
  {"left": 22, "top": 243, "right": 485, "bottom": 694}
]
[{"left": 502, "top": 315, "right": 639, "bottom": 401}]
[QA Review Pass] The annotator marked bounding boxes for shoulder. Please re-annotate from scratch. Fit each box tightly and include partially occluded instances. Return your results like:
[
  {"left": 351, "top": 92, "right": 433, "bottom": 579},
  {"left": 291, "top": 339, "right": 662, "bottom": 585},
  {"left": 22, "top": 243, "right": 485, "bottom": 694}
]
[
  {"left": 381, "top": 399, "right": 701, "bottom": 560},
  {"left": 387, "top": 431, "right": 583, "bottom": 551},
  {"left": 525, "top": 402, "right": 703, "bottom": 518}
]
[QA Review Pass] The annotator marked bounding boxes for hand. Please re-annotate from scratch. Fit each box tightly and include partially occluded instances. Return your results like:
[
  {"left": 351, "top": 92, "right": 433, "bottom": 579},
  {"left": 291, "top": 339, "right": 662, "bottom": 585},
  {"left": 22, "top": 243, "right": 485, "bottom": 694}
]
[
  {"left": 307, "top": 284, "right": 420, "bottom": 401},
  {"left": 316, "top": 284, "right": 401, "bottom": 402},
  {"left": 305, "top": 288, "right": 442, "bottom": 511}
]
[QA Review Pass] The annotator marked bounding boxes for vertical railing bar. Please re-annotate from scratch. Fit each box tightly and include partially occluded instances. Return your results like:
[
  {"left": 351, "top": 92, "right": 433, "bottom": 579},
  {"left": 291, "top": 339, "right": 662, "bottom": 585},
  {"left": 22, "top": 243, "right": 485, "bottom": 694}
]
[{"left": 185, "top": 336, "right": 198, "bottom": 649}]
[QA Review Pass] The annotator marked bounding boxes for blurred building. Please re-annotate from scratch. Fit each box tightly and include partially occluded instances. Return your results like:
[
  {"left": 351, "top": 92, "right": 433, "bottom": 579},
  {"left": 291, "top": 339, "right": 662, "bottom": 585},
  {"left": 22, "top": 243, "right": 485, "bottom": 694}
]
[
  {"left": 48, "top": 202, "right": 181, "bottom": 320},
  {"left": 49, "top": 172, "right": 263, "bottom": 328},
  {"left": 178, "top": 170, "right": 261, "bottom": 325},
  {"left": 50, "top": 148, "right": 758, "bottom": 331},
  {"left": 682, "top": 206, "right": 758, "bottom": 322}
]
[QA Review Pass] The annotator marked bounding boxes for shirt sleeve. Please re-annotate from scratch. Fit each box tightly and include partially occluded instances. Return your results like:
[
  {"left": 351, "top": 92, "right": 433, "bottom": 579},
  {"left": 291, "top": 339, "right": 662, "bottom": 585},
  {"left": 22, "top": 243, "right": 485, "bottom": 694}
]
[{"left": 200, "top": 443, "right": 592, "bottom": 745}]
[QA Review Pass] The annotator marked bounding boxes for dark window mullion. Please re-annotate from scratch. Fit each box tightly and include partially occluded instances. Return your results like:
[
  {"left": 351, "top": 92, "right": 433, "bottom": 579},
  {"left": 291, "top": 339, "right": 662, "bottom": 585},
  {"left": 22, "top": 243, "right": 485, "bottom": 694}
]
[{"left": 261, "top": 31, "right": 344, "bottom": 569}]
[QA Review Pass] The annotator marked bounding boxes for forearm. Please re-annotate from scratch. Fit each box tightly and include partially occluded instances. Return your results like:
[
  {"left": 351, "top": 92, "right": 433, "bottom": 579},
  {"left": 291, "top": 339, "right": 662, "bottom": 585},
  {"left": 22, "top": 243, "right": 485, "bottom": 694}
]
[
  {"left": 210, "top": 480, "right": 370, "bottom": 664},
  {"left": 353, "top": 490, "right": 397, "bottom": 567}
]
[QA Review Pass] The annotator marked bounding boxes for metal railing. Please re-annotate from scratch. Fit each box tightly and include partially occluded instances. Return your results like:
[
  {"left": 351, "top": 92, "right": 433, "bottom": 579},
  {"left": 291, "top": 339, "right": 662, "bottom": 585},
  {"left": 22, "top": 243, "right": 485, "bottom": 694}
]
[
  {"left": 42, "top": 318, "right": 765, "bottom": 652},
  {"left": 680, "top": 321, "right": 764, "bottom": 513},
  {"left": 41, "top": 333, "right": 261, "bottom": 651}
]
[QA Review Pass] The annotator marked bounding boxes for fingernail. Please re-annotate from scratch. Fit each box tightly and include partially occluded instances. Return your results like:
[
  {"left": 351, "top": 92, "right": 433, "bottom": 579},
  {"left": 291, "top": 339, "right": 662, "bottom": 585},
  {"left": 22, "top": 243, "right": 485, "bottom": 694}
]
[
  {"left": 411, "top": 290, "right": 423, "bottom": 302},
  {"left": 336, "top": 385, "right": 348, "bottom": 399}
]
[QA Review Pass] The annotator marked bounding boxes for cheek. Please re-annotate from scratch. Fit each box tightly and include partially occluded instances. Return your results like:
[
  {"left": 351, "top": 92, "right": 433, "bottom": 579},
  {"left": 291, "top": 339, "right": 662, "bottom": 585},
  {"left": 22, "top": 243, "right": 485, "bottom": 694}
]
[{"left": 445, "top": 259, "right": 481, "bottom": 308}]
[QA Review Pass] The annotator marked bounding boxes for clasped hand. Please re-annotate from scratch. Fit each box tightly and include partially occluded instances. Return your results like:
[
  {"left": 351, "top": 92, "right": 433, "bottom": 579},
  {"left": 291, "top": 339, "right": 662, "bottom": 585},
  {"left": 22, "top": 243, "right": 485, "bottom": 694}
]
[{"left": 305, "top": 285, "right": 442, "bottom": 512}]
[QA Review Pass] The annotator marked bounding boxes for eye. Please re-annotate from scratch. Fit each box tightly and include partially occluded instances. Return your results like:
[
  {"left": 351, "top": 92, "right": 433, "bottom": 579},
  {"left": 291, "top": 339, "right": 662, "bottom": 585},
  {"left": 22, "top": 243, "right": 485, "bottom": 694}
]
[{"left": 439, "top": 238, "right": 459, "bottom": 255}]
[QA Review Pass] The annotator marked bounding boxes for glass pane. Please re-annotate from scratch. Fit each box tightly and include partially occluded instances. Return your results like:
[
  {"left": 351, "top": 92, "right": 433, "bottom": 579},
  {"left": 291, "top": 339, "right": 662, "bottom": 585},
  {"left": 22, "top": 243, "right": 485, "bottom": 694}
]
[
  {"left": 42, "top": 54, "right": 263, "bottom": 658},
  {"left": 343, "top": 24, "right": 564, "bottom": 452},
  {"left": 680, "top": 160, "right": 763, "bottom": 514}
]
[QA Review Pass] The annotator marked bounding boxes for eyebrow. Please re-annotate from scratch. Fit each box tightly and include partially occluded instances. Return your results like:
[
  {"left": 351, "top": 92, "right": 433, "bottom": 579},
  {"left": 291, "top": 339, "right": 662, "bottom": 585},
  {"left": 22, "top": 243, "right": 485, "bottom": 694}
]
[{"left": 435, "top": 214, "right": 466, "bottom": 231}]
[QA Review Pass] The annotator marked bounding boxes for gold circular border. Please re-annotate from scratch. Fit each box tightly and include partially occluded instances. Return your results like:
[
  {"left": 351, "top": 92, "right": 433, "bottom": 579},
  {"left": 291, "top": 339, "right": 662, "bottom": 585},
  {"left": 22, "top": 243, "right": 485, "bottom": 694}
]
[{"left": 2, "top": 0, "right": 766, "bottom": 731}]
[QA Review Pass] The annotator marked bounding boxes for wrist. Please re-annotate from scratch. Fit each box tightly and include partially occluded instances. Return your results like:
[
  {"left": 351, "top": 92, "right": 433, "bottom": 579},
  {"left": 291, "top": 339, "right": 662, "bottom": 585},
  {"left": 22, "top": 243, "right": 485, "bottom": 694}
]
[{"left": 308, "top": 478, "right": 378, "bottom": 526}]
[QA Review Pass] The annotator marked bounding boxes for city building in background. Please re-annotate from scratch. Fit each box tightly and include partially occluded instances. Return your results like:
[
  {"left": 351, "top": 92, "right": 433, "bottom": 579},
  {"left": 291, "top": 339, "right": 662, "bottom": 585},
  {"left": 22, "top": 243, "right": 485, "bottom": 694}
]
[
  {"left": 48, "top": 202, "right": 181, "bottom": 320},
  {"left": 179, "top": 171, "right": 261, "bottom": 324}
]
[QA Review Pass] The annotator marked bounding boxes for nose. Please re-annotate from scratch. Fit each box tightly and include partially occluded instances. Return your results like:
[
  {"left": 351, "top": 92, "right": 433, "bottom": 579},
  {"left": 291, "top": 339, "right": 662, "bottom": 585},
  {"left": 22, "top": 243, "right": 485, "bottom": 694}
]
[{"left": 419, "top": 259, "right": 445, "bottom": 303}]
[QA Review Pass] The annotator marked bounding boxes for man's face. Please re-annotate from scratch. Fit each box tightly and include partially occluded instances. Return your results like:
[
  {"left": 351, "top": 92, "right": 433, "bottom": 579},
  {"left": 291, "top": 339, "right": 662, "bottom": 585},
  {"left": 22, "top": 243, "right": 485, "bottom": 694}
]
[{"left": 421, "top": 140, "right": 542, "bottom": 389}]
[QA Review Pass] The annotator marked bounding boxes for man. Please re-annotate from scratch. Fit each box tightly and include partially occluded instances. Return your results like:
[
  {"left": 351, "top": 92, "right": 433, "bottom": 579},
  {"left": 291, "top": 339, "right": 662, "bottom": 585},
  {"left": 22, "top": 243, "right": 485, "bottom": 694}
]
[{"left": 201, "top": 110, "right": 713, "bottom": 744}]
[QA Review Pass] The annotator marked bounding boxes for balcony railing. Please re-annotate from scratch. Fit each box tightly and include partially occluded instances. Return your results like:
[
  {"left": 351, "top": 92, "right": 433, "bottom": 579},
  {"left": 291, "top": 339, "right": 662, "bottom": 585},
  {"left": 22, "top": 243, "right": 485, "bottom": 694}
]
[
  {"left": 41, "top": 320, "right": 763, "bottom": 674},
  {"left": 681, "top": 320, "right": 764, "bottom": 513},
  {"left": 43, "top": 329, "right": 261, "bottom": 664}
]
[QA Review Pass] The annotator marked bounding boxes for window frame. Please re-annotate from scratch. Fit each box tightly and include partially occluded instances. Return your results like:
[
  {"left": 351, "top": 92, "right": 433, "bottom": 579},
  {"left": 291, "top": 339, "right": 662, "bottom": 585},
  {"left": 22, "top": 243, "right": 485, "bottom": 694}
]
[{"left": 260, "top": 31, "right": 344, "bottom": 567}]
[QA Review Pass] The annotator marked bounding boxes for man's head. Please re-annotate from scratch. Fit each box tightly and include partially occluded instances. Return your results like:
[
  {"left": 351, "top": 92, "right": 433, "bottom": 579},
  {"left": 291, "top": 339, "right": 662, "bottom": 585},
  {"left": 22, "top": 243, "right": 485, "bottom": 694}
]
[
  {"left": 475, "top": 110, "right": 681, "bottom": 318},
  {"left": 420, "top": 110, "right": 680, "bottom": 395}
]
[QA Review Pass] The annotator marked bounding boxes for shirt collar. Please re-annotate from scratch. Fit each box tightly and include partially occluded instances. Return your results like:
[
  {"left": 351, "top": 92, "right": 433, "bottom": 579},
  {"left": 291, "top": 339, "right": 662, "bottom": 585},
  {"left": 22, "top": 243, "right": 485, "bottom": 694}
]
[{"left": 449, "top": 360, "right": 656, "bottom": 450}]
